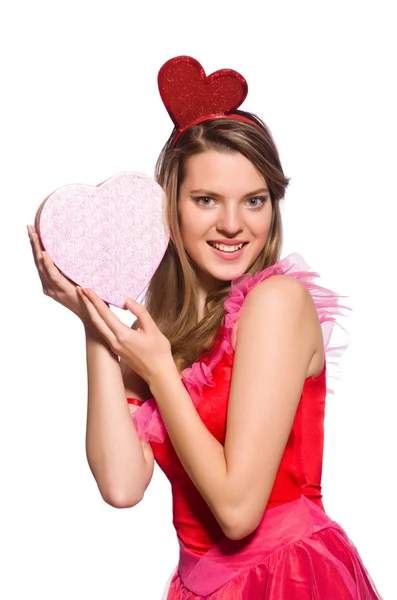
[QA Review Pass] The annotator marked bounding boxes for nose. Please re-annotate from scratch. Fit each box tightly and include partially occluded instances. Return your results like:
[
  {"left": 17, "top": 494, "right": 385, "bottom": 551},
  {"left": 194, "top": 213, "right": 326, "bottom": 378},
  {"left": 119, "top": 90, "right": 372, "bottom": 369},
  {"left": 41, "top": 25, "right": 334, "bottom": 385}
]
[{"left": 216, "top": 204, "right": 244, "bottom": 235}]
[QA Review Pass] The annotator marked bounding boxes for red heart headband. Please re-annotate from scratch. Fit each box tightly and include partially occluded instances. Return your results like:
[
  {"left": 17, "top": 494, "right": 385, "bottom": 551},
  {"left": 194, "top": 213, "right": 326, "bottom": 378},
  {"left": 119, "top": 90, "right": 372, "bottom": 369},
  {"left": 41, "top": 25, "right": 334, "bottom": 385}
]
[{"left": 157, "top": 55, "right": 261, "bottom": 143}]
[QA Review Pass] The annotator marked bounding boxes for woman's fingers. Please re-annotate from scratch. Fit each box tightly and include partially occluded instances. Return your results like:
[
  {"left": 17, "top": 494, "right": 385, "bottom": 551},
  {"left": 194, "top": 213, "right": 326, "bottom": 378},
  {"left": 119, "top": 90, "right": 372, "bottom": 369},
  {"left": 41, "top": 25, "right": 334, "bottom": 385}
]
[
  {"left": 27, "top": 225, "right": 89, "bottom": 322},
  {"left": 28, "top": 227, "right": 50, "bottom": 289},
  {"left": 125, "top": 298, "right": 155, "bottom": 333},
  {"left": 28, "top": 225, "right": 44, "bottom": 254},
  {"left": 27, "top": 225, "right": 77, "bottom": 306},
  {"left": 80, "top": 288, "right": 125, "bottom": 339},
  {"left": 40, "top": 250, "right": 67, "bottom": 291},
  {"left": 77, "top": 288, "right": 118, "bottom": 349},
  {"left": 27, "top": 226, "right": 41, "bottom": 270},
  {"left": 28, "top": 228, "right": 45, "bottom": 267},
  {"left": 28, "top": 225, "right": 69, "bottom": 291},
  {"left": 27, "top": 227, "right": 39, "bottom": 270}
]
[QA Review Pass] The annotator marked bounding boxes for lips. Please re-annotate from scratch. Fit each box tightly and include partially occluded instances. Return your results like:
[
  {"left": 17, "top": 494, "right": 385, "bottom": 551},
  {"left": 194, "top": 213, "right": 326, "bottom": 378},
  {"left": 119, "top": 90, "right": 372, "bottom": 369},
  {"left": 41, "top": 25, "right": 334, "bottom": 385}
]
[
  {"left": 207, "top": 241, "right": 248, "bottom": 261},
  {"left": 207, "top": 240, "right": 248, "bottom": 246},
  {"left": 207, "top": 241, "right": 248, "bottom": 249}
]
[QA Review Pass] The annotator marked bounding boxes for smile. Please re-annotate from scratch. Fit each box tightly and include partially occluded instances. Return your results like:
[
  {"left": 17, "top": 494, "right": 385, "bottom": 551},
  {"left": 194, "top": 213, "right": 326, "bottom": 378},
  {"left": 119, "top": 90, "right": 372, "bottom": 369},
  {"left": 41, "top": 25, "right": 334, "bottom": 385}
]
[
  {"left": 207, "top": 241, "right": 248, "bottom": 260},
  {"left": 208, "top": 242, "right": 244, "bottom": 252}
]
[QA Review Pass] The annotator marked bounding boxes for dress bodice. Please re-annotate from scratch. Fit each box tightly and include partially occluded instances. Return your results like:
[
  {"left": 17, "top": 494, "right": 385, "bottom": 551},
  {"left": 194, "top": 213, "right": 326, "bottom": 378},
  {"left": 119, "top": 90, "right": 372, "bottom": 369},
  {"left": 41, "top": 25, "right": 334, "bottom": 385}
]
[
  {"left": 150, "top": 341, "right": 327, "bottom": 555},
  {"left": 130, "top": 253, "right": 350, "bottom": 556}
]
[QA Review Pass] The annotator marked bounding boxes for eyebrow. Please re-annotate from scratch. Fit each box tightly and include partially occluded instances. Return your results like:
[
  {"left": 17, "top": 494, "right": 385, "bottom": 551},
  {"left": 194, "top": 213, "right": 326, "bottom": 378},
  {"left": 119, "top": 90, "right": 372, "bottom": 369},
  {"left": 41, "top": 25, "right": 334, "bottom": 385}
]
[{"left": 190, "top": 188, "right": 270, "bottom": 198}]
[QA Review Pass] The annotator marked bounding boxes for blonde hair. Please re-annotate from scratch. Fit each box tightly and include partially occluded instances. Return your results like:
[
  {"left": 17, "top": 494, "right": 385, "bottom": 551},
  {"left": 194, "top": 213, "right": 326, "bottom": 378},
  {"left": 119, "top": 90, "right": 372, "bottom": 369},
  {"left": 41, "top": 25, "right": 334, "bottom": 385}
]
[{"left": 145, "top": 111, "right": 290, "bottom": 371}]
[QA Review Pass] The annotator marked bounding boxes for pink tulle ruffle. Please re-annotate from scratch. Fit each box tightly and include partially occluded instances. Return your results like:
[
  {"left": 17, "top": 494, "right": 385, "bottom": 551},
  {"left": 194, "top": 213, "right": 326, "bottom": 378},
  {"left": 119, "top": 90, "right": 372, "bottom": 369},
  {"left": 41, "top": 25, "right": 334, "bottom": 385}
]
[
  {"left": 224, "top": 252, "right": 351, "bottom": 395},
  {"left": 132, "top": 253, "right": 351, "bottom": 443}
]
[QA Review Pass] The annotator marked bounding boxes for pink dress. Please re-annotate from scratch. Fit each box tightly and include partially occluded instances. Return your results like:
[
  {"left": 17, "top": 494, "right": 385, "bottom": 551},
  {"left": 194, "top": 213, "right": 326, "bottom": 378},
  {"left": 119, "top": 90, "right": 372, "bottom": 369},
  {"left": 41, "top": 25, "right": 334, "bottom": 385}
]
[{"left": 129, "top": 253, "right": 383, "bottom": 599}]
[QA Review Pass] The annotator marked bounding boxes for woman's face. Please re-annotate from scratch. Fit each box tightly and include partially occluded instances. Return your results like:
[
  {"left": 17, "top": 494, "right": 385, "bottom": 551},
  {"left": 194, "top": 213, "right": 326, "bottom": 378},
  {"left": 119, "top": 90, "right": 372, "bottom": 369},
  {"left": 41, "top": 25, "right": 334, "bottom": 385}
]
[{"left": 178, "top": 150, "right": 273, "bottom": 291}]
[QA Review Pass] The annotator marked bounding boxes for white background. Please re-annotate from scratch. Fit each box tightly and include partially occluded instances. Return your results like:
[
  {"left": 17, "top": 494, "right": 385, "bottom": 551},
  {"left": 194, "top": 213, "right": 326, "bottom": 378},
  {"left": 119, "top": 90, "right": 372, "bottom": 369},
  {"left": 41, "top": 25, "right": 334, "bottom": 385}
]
[{"left": 1, "top": 1, "right": 395, "bottom": 598}]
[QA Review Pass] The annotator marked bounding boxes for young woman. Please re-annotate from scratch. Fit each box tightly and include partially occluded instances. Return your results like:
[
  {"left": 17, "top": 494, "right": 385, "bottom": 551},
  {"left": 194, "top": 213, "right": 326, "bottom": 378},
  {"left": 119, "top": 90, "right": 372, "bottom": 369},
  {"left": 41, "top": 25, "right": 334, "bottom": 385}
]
[{"left": 28, "top": 56, "right": 383, "bottom": 599}]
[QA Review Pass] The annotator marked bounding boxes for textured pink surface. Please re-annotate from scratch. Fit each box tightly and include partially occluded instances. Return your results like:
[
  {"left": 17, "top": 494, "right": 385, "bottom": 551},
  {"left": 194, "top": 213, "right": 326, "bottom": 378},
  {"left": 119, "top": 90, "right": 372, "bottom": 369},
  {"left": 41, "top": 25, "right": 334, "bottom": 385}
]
[{"left": 37, "top": 172, "right": 169, "bottom": 308}]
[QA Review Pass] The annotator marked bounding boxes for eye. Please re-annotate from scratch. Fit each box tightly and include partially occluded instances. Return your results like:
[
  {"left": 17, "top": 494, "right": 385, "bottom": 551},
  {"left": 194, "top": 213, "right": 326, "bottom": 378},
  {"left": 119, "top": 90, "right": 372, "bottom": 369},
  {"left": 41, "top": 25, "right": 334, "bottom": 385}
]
[
  {"left": 192, "top": 196, "right": 216, "bottom": 207},
  {"left": 246, "top": 196, "right": 268, "bottom": 208}
]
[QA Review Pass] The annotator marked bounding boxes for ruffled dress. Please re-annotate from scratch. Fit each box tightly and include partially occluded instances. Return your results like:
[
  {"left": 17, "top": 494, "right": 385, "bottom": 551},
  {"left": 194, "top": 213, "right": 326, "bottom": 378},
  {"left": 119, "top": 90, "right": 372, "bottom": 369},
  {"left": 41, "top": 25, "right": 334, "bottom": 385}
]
[{"left": 128, "top": 253, "right": 383, "bottom": 599}]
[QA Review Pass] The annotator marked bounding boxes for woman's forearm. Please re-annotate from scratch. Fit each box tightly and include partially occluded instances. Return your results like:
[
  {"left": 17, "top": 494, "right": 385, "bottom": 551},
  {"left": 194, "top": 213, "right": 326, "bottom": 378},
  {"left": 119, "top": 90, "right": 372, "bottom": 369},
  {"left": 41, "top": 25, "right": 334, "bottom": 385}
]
[
  {"left": 148, "top": 360, "right": 233, "bottom": 533},
  {"left": 84, "top": 326, "right": 150, "bottom": 507}
]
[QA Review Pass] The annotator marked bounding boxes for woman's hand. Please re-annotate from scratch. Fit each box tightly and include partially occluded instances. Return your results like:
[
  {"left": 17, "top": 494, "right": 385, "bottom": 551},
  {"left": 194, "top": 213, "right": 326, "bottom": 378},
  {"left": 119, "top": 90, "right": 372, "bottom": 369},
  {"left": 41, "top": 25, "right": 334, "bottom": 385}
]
[
  {"left": 27, "top": 224, "right": 96, "bottom": 329},
  {"left": 76, "top": 287, "right": 173, "bottom": 385}
]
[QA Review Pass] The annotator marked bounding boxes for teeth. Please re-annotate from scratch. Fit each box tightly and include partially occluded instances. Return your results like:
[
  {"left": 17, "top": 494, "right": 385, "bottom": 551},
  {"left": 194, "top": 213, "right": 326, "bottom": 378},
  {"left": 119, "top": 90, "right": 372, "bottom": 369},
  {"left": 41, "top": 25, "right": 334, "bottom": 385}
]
[{"left": 210, "top": 242, "right": 244, "bottom": 252}]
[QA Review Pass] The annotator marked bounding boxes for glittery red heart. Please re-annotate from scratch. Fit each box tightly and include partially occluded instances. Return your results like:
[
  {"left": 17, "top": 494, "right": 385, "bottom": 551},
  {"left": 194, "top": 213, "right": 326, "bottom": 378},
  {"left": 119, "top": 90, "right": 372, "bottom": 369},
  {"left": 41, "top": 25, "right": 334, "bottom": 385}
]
[{"left": 158, "top": 56, "right": 248, "bottom": 130}]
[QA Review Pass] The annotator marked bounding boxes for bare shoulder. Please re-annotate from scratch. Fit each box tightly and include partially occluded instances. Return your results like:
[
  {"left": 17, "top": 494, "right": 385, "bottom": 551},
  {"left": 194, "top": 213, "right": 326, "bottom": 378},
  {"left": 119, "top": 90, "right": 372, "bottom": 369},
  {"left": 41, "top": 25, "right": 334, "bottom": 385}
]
[
  {"left": 241, "top": 274, "right": 314, "bottom": 320},
  {"left": 238, "top": 274, "right": 324, "bottom": 377},
  {"left": 247, "top": 273, "right": 311, "bottom": 300}
]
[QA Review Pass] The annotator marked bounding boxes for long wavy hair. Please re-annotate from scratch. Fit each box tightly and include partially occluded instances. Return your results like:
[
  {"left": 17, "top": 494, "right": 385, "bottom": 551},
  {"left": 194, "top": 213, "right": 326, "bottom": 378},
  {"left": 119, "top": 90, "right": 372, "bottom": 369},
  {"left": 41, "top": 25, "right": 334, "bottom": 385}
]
[{"left": 144, "top": 110, "right": 290, "bottom": 371}]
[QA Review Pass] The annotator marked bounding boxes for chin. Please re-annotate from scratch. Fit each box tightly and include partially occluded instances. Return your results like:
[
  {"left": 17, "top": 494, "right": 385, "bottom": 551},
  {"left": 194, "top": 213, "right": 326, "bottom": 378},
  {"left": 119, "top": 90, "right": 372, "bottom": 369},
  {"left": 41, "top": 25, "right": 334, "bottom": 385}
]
[
  {"left": 190, "top": 245, "right": 262, "bottom": 285},
  {"left": 200, "top": 261, "right": 251, "bottom": 284}
]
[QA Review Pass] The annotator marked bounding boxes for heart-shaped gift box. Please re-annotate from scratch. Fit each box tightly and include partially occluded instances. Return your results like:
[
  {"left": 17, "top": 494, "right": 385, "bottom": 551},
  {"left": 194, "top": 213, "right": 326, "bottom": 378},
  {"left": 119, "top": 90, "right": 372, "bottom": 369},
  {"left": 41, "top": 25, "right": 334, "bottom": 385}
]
[{"left": 35, "top": 172, "right": 169, "bottom": 308}]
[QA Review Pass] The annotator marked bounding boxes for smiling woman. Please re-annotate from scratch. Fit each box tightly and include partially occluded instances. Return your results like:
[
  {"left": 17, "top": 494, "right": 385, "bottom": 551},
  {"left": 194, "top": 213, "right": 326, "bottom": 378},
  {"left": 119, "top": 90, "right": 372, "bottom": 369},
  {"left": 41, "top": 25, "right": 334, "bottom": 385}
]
[
  {"left": 147, "top": 110, "right": 287, "bottom": 370},
  {"left": 28, "top": 54, "right": 384, "bottom": 599},
  {"left": 177, "top": 151, "right": 273, "bottom": 285},
  {"left": 127, "top": 56, "right": 382, "bottom": 599}
]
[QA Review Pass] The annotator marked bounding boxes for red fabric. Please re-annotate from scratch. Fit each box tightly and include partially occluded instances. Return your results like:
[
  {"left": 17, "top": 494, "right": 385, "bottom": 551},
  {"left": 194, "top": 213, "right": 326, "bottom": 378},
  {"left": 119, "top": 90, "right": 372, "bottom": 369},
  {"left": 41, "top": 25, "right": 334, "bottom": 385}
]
[
  {"left": 151, "top": 348, "right": 382, "bottom": 598},
  {"left": 128, "top": 253, "right": 382, "bottom": 598},
  {"left": 127, "top": 397, "right": 144, "bottom": 407},
  {"left": 167, "top": 495, "right": 382, "bottom": 599},
  {"left": 131, "top": 253, "right": 351, "bottom": 445},
  {"left": 150, "top": 347, "right": 327, "bottom": 556}
]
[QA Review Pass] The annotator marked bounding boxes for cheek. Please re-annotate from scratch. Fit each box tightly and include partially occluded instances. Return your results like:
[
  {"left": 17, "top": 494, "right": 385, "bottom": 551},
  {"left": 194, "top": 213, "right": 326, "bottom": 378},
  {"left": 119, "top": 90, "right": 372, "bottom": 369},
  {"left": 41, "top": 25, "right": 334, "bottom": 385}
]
[
  {"left": 179, "top": 213, "right": 194, "bottom": 242},
  {"left": 179, "top": 208, "right": 208, "bottom": 239},
  {"left": 178, "top": 215, "right": 201, "bottom": 255},
  {"left": 248, "top": 216, "right": 272, "bottom": 239},
  {"left": 251, "top": 206, "right": 273, "bottom": 238}
]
